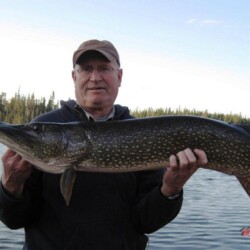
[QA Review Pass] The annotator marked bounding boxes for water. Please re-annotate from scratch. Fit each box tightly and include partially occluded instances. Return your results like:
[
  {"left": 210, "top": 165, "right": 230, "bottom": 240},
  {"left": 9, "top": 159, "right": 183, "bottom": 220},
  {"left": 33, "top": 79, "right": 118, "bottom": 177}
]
[{"left": 0, "top": 144, "right": 250, "bottom": 249}]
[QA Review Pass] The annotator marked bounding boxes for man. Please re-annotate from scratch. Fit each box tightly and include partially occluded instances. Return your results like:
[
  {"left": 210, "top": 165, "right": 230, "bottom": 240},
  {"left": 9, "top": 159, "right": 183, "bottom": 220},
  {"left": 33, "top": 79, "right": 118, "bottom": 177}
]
[{"left": 0, "top": 39, "right": 208, "bottom": 249}]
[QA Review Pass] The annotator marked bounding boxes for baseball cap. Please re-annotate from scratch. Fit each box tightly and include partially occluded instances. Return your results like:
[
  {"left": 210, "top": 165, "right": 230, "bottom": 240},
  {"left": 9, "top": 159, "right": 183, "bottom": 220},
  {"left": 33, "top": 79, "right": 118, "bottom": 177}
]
[{"left": 72, "top": 39, "right": 120, "bottom": 67}]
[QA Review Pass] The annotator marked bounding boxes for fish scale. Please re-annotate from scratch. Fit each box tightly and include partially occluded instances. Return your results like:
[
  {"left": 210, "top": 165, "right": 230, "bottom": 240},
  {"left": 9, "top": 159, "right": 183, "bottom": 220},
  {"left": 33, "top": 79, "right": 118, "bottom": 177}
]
[{"left": 0, "top": 115, "right": 250, "bottom": 205}]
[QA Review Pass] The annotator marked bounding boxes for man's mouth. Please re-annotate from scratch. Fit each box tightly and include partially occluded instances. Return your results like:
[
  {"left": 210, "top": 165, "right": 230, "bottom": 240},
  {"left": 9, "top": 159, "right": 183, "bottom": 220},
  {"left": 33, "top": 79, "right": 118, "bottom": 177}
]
[{"left": 87, "top": 87, "right": 106, "bottom": 91}]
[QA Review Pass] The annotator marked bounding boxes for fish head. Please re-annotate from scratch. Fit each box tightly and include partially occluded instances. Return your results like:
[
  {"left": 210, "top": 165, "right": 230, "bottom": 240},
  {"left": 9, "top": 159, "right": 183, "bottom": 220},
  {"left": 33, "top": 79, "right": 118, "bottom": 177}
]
[{"left": 0, "top": 122, "right": 68, "bottom": 169}]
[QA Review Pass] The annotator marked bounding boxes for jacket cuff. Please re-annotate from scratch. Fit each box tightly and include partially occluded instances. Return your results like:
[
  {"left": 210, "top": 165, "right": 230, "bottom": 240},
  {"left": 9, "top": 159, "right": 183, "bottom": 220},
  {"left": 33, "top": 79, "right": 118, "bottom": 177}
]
[{"left": 159, "top": 185, "right": 183, "bottom": 201}]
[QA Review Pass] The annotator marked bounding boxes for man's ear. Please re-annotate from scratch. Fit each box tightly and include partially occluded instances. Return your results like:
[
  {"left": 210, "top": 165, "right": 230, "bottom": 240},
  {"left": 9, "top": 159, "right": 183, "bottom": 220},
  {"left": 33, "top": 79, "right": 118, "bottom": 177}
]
[
  {"left": 72, "top": 70, "right": 76, "bottom": 81},
  {"left": 118, "top": 69, "right": 123, "bottom": 87}
]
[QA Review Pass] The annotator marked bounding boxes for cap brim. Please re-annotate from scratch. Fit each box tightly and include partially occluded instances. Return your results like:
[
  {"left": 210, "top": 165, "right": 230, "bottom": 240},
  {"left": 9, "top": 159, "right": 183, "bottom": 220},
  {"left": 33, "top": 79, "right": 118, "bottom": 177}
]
[{"left": 74, "top": 49, "right": 115, "bottom": 66}]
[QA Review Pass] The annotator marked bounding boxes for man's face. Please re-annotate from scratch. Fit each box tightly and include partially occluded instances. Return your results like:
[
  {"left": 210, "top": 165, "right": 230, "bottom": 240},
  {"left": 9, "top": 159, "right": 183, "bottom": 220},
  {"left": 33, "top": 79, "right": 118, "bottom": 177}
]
[{"left": 72, "top": 55, "right": 122, "bottom": 114}]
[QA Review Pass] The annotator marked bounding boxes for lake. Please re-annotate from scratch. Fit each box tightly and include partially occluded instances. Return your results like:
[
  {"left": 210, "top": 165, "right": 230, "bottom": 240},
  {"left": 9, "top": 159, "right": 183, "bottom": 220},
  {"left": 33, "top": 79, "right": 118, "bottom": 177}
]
[{"left": 0, "top": 144, "right": 250, "bottom": 249}]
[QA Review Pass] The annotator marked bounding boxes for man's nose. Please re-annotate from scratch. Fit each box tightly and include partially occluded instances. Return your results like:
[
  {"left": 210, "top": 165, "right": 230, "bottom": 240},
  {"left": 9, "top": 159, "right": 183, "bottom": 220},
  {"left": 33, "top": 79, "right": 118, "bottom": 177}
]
[{"left": 90, "top": 69, "right": 102, "bottom": 81}]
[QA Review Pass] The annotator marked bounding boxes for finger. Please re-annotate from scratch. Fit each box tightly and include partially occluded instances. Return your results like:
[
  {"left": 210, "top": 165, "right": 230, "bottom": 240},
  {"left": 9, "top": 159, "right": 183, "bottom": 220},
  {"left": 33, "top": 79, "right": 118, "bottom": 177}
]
[
  {"left": 5, "top": 153, "right": 22, "bottom": 168},
  {"left": 194, "top": 149, "right": 208, "bottom": 166},
  {"left": 183, "top": 148, "right": 197, "bottom": 169},
  {"left": 169, "top": 155, "right": 177, "bottom": 167},
  {"left": 3, "top": 152, "right": 31, "bottom": 175},
  {"left": 168, "top": 154, "right": 179, "bottom": 172},
  {"left": 12, "top": 153, "right": 23, "bottom": 162},
  {"left": 1, "top": 148, "right": 17, "bottom": 162},
  {"left": 176, "top": 151, "right": 188, "bottom": 169}
]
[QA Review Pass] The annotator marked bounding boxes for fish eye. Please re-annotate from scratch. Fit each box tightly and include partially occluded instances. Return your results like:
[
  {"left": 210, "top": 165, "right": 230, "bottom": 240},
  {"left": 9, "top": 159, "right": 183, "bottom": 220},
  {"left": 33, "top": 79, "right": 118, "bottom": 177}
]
[{"left": 30, "top": 123, "right": 43, "bottom": 133}]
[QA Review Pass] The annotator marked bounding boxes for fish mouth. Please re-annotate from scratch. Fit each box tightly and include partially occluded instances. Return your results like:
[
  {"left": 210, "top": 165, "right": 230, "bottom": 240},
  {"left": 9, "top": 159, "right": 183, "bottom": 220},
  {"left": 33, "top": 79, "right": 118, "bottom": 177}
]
[{"left": 0, "top": 123, "right": 36, "bottom": 154}]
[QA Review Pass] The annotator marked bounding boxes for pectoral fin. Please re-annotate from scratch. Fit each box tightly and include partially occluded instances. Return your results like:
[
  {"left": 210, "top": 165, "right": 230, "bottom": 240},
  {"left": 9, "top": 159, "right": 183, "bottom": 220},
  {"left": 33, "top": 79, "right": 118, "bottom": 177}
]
[
  {"left": 60, "top": 167, "right": 76, "bottom": 206},
  {"left": 237, "top": 176, "right": 250, "bottom": 197}
]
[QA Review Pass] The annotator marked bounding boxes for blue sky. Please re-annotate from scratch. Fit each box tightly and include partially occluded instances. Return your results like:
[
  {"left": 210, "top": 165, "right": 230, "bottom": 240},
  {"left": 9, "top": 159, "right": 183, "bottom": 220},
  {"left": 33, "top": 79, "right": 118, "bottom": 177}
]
[{"left": 0, "top": 0, "right": 249, "bottom": 117}]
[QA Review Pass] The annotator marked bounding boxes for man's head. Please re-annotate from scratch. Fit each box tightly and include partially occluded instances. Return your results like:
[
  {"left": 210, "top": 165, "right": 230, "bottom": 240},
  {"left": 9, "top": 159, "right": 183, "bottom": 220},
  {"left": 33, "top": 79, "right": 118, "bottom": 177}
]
[
  {"left": 72, "top": 39, "right": 122, "bottom": 118},
  {"left": 73, "top": 39, "right": 120, "bottom": 67}
]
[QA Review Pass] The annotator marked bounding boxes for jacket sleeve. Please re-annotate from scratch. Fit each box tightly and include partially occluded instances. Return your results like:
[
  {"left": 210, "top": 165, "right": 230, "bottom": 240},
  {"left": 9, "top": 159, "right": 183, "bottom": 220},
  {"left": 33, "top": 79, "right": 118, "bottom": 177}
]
[
  {"left": 0, "top": 103, "right": 80, "bottom": 230},
  {"left": 0, "top": 168, "right": 43, "bottom": 229},
  {"left": 132, "top": 169, "right": 183, "bottom": 234}
]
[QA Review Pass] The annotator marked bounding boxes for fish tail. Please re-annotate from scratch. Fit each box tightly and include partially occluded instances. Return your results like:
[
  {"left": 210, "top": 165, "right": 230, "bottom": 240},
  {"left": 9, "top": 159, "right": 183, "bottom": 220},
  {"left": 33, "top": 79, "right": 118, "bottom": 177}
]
[{"left": 237, "top": 176, "right": 250, "bottom": 197}]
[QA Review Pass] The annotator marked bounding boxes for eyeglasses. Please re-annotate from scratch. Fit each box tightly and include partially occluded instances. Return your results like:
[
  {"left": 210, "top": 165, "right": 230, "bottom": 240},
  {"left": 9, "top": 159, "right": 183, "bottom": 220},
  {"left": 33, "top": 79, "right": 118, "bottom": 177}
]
[{"left": 76, "top": 65, "right": 120, "bottom": 76}]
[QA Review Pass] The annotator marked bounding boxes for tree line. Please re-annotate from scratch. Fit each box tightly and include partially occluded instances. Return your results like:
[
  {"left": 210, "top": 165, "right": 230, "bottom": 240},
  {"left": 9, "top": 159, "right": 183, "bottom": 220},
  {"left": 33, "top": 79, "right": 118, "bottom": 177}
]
[
  {"left": 0, "top": 91, "right": 59, "bottom": 124},
  {"left": 0, "top": 91, "right": 249, "bottom": 124},
  {"left": 131, "top": 107, "right": 250, "bottom": 124}
]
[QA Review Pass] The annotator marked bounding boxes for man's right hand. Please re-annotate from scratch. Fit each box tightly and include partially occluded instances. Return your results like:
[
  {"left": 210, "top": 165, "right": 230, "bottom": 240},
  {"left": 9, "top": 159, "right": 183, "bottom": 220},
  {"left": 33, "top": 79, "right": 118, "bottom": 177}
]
[{"left": 1, "top": 148, "right": 32, "bottom": 198}]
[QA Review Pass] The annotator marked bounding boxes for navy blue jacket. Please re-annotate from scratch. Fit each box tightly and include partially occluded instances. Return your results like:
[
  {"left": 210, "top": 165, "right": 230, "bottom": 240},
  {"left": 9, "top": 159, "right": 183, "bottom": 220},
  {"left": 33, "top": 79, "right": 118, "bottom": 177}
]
[{"left": 0, "top": 100, "right": 183, "bottom": 250}]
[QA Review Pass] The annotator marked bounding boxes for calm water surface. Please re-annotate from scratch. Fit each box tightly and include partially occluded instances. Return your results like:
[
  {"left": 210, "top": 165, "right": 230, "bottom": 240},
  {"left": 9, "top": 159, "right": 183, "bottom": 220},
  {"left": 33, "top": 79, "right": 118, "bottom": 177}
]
[{"left": 0, "top": 144, "right": 250, "bottom": 249}]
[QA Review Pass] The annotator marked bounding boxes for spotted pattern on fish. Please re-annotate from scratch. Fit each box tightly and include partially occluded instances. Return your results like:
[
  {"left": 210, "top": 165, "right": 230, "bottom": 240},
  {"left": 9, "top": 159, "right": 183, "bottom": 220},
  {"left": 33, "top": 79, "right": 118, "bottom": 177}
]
[{"left": 0, "top": 115, "right": 250, "bottom": 205}]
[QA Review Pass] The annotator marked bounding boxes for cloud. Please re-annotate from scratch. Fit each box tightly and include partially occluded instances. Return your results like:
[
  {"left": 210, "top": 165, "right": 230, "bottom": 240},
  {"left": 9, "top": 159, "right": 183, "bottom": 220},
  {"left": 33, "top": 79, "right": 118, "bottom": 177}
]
[
  {"left": 201, "top": 19, "right": 221, "bottom": 25},
  {"left": 186, "top": 18, "right": 197, "bottom": 24},
  {"left": 186, "top": 18, "right": 221, "bottom": 26}
]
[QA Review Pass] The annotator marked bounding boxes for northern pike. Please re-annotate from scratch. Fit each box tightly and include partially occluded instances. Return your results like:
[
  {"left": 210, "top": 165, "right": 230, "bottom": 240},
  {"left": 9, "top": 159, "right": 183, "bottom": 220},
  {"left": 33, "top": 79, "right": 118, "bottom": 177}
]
[{"left": 0, "top": 115, "right": 250, "bottom": 205}]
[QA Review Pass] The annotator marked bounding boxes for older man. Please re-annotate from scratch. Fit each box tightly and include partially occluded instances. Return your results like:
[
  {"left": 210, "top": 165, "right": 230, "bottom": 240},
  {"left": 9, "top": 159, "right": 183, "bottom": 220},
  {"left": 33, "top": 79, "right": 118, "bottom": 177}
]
[{"left": 0, "top": 39, "right": 207, "bottom": 249}]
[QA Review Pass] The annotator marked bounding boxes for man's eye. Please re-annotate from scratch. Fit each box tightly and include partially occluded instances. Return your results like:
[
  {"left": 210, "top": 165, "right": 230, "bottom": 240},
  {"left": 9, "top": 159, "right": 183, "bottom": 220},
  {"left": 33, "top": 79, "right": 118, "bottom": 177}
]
[
  {"left": 99, "top": 66, "right": 110, "bottom": 72},
  {"left": 82, "top": 66, "right": 93, "bottom": 72}
]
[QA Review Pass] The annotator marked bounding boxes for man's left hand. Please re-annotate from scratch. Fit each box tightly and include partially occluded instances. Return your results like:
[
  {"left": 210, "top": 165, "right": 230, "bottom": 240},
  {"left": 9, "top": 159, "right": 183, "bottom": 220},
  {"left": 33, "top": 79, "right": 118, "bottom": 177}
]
[{"left": 161, "top": 148, "right": 208, "bottom": 197}]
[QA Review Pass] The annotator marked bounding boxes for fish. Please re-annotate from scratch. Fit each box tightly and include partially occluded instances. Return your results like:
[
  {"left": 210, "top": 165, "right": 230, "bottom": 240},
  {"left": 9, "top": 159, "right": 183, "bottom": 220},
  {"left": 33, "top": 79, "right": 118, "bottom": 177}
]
[{"left": 0, "top": 115, "right": 250, "bottom": 205}]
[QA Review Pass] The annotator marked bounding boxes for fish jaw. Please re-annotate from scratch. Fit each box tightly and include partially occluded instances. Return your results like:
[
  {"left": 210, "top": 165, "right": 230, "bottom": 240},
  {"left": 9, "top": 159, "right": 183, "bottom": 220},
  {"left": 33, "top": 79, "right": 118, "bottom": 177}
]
[
  {"left": 0, "top": 122, "right": 69, "bottom": 173},
  {"left": 0, "top": 123, "right": 36, "bottom": 157}
]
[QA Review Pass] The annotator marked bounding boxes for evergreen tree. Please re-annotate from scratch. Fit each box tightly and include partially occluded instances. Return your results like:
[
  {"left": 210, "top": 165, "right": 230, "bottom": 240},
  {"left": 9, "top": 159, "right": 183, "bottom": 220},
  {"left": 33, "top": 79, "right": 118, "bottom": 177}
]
[{"left": 0, "top": 90, "right": 249, "bottom": 124}]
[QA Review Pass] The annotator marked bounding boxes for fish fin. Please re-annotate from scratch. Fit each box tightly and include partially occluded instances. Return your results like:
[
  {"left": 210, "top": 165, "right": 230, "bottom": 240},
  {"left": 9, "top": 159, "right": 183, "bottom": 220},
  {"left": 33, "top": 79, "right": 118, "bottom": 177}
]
[
  {"left": 237, "top": 176, "right": 250, "bottom": 197},
  {"left": 60, "top": 167, "right": 76, "bottom": 206}
]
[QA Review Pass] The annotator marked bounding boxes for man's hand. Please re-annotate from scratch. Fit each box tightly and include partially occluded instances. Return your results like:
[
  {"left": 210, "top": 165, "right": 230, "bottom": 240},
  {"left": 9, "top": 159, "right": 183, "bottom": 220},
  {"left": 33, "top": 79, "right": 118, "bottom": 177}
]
[
  {"left": 161, "top": 148, "right": 208, "bottom": 197},
  {"left": 1, "top": 148, "right": 32, "bottom": 198}
]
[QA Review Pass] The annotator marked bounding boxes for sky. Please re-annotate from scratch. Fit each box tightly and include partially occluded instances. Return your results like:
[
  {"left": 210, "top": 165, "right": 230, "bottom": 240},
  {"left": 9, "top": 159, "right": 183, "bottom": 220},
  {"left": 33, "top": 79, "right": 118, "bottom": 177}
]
[{"left": 0, "top": 0, "right": 249, "bottom": 117}]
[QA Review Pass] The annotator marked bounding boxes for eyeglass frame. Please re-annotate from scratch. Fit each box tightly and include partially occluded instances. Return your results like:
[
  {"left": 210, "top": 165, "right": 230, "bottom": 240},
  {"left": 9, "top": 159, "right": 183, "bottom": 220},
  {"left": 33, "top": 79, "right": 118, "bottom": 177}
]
[{"left": 75, "top": 64, "right": 120, "bottom": 76}]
